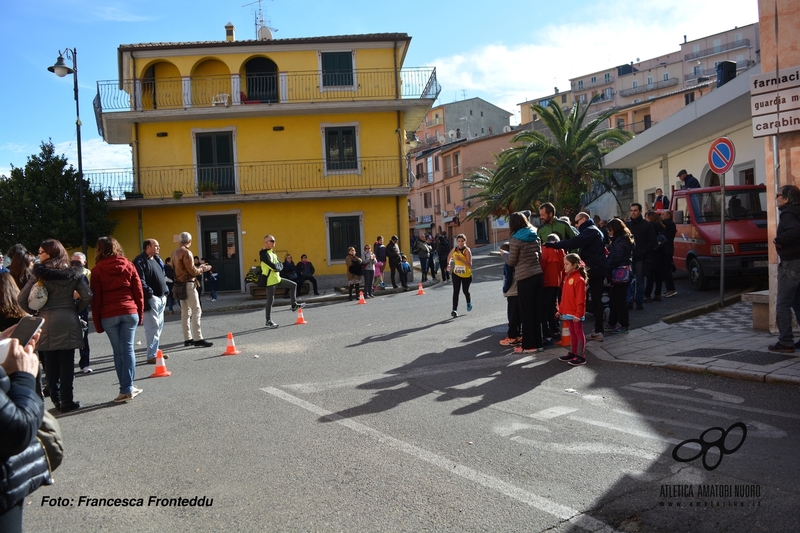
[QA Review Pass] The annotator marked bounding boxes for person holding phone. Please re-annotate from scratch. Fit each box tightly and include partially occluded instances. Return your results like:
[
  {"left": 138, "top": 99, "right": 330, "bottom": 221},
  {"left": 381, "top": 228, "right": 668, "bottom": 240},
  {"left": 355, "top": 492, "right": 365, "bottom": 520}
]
[
  {"left": 0, "top": 330, "right": 52, "bottom": 532},
  {"left": 18, "top": 239, "right": 91, "bottom": 413}
]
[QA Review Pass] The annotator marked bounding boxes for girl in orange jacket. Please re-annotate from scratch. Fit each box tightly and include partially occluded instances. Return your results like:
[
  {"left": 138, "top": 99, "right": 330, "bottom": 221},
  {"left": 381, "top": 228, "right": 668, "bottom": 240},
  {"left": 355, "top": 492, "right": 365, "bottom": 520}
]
[{"left": 557, "top": 253, "right": 588, "bottom": 366}]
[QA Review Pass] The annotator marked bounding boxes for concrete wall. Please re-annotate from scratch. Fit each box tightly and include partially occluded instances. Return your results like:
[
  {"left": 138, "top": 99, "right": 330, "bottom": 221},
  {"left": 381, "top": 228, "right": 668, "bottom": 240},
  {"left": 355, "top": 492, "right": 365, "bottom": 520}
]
[{"left": 759, "top": 0, "right": 800, "bottom": 333}]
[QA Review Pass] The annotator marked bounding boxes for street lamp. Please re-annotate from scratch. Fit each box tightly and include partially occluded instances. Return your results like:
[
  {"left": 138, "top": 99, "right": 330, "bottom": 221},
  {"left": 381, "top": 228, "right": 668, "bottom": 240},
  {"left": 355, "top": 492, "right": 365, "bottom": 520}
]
[{"left": 48, "top": 48, "right": 87, "bottom": 255}]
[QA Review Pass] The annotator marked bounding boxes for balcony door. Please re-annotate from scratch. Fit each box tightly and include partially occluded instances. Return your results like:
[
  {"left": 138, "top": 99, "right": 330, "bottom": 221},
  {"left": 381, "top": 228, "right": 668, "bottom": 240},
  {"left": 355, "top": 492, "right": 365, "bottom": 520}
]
[
  {"left": 201, "top": 215, "right": 241, "bottom": 291},
  {"left": 244, "top": 57, "right": 278, "bottom": 103},
  {"left": 196, "top": 131, "right": 235, "bottom": 194}
]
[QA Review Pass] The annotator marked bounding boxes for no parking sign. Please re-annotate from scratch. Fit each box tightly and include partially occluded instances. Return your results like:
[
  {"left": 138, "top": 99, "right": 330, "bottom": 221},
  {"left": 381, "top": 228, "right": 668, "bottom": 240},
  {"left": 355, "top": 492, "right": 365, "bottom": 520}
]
[
  {"left": 708, "top": 137, "right": 735, "bottom": 174},
  {"left": 707, "top": 136, "right": 735, "bottom": 309}
]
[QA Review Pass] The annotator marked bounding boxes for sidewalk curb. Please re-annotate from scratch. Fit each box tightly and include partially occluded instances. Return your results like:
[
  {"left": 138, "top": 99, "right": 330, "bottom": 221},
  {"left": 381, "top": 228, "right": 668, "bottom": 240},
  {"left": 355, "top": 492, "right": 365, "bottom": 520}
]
[
  {"left": 586, "top": 343, "right": 800, "bottom": 385},
  {"left": 660, "top": 286, "right": 756, "bottom": 324}
]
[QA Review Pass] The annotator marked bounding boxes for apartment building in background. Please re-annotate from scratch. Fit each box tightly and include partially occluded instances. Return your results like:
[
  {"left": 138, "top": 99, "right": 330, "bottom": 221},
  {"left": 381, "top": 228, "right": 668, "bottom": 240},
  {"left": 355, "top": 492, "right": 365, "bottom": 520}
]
[{"left": 89, "top": 25, "right": 439, "bottom": 290}]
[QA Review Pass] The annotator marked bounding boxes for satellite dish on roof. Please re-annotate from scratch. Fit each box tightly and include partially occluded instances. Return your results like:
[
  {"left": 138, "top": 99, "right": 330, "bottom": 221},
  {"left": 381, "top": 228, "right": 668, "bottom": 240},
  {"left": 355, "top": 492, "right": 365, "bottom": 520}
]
[
  {"left": 502, "top": 125, "right": 512, "bottom": 133},
  {"left": 258, "top": 26, "right": 273, "bottom": 40},
  {"left": 448, "top": 130, "right": 456, "bottom": 139}
]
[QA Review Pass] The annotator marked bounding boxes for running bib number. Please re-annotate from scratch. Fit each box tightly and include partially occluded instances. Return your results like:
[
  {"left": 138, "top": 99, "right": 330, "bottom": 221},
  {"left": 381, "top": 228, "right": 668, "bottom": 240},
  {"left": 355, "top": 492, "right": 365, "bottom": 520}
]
[{"left": 454, "top": 266, "right": 466, "bottom": 275}]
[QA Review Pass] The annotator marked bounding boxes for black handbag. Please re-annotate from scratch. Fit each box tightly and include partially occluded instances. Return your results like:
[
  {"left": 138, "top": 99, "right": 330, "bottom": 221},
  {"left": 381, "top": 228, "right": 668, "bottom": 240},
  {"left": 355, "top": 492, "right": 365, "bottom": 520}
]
[{"left": 257, "top": 274, "right": 267, "bottom": 287}]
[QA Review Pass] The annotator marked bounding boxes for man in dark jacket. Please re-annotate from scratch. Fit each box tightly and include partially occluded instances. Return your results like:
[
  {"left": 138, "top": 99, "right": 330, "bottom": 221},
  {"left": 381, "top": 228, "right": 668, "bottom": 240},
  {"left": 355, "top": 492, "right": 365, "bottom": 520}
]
[
  {"left": 436, "top": 233, "right": 451, "bottom": 281},
  {"left": 677, "top": 169, "right": 701, "bottom": 189},
  {"left": 296, "top": 255, "right": 319, "bottom": 295},
  {"left": 770, "top": 185, "right": 800, "bottom": 353},
  {"left": 134, "top": 239, "right": 169, "bottom": 364},
  {"left": 660, "top": 211, "right": 678, "bottom": 297},
  {"left": 545, "top": 212, "right": 608, "bottom": 340},
  {"left": 386, "top": 236, "right": 406, "bottom": 290},
  {"left": 628, "top": 203, "right": 656, "bottom": 310}
]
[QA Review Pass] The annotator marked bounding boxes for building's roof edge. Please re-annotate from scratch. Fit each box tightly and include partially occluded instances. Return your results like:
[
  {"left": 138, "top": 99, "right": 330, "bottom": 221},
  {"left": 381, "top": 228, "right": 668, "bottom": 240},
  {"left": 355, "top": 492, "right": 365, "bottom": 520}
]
[
  {"left": 603, "top": 63, "right": 760, "bottom": 169},
  {"left": 118, "top": 33, "right": 411, "bottom": 52}
]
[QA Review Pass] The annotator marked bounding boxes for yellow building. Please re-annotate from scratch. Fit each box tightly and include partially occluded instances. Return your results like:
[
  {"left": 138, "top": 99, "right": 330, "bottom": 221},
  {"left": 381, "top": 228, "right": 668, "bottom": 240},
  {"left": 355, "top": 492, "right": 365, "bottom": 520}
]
[{"left": 90, "top": 26, "right": 439, "bottom": 291}]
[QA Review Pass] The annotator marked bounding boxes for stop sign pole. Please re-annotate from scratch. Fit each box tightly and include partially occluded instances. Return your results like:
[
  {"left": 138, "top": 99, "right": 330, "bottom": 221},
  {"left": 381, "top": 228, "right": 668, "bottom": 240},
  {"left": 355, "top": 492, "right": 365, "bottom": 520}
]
[{"left": 708, "top": 137, "right": 736, "bottom": 308}]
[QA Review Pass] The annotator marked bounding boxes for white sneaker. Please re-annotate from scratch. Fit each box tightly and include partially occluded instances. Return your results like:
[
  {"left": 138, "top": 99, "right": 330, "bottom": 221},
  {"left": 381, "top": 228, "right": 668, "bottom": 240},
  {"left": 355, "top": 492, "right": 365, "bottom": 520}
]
[
  {"left": 131, "top": 387, "right": 143, "bottom": 398},
  {"left": 664, "top": 290, "right": 678, "bottom": 298},
  {"left": 81, "top": 367, "right": 93, "bottom": 374}
]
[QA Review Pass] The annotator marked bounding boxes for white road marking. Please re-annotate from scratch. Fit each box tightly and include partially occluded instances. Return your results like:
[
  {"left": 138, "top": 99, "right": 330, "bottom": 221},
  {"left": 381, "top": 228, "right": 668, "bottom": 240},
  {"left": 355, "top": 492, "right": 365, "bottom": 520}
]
[
  {"left": 262, "top": 386, "right": 620, "bottom": 533},
  {"left": 693, "top": 388, "right": 744, "bottom": 404},
  {"left": 283, "top": 354, "right": 535, "bottom": 394},
  {"left": 510, "top": 436, "right": 664, "bottom": 462},
  {"left": 639, "top": 400, "right": 787, "bottom": 438},
  {"left": 530, "top": 406, "right": 580, "bottom": 420},
  {"left": 622, "top": 386, "right": 800, "bottom": 420},
  {"left": 493, "top": 421, "right": 551, "bottom": 437},
  {"left": 567, "top": 416, "right": 714, "bottom": 455},
  {"left": 628, "top": 383, "right": 744, "bottom": 403}
]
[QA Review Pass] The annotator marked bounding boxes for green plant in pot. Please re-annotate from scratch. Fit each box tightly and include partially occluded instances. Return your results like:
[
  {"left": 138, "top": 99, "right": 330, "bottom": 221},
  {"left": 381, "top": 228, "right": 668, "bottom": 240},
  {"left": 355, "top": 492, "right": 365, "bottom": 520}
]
[
  {"left": 197, "top": 181, "right": 218, "bottom": 196},
  {"left": 173, "top": 190, "right": 184, "bottom": 200}
]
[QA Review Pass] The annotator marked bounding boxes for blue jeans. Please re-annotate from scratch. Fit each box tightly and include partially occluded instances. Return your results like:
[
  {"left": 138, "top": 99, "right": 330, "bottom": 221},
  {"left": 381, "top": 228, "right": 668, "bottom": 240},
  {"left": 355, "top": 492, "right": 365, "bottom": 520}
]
[
  {"left": 776, "top": 259, "right": 800, "bottom": 346},
  {"left": 419, "top": 257, "right": 429, "bottom": 281},
  {"left": 632, "top": 259, "right": 646, "bottom": 304},
  {"left": 102, "top": 313, "right": 138, "bottom": 394},
  {"left": 144, "top": 295, "right": 166, "bottom": 360}
]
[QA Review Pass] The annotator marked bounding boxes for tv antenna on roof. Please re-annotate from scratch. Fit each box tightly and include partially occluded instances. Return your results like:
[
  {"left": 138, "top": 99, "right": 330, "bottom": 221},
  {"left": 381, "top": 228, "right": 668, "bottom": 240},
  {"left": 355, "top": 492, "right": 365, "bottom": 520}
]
[{"left": 243, "top": 0, "right": 278, "bottom": 40}]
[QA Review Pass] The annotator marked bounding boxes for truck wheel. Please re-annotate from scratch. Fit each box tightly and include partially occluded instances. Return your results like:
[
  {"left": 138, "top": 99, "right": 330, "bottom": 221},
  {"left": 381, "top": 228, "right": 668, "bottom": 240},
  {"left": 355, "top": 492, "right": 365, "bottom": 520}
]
[{"left": 688, "top": 258, "right": 710, "bottom": 291}]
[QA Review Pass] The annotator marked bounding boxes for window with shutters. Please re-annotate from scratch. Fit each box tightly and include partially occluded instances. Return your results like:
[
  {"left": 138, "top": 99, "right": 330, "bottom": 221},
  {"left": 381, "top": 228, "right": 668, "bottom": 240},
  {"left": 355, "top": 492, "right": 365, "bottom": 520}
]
[
  {"left": 194, "top": 129, "right": 236, "bottom": 194},
  {"left": 324, "top": 125, "right": 358, "bottom": 172},
  {"left": 320, "top": 51, "right": 354, "bottom": 87},
  {"left": 327, "top": 214, "right": 362, "bottom": 261}
]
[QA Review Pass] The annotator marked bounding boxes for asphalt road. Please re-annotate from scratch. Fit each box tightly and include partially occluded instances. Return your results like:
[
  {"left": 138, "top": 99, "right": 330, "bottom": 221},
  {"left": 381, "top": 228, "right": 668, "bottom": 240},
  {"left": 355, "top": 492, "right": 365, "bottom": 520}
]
[{"left": 22, "top": 254, "right": 795, "bottom": 532}]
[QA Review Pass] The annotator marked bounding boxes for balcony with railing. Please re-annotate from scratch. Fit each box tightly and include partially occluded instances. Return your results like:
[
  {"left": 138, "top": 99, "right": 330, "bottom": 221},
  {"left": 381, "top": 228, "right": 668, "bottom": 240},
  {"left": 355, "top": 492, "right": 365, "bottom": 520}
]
[
  {"left": 684, "top": 39, "right": 750, "bottom": 61},
  {"left": 424, "top": 116, "right": 443, "bottom": 127},
  {"left": 618, "top": 77, "right": 679, "bottom": 97},
  {"left": 684, "top": 60, "right": 757, "bottom": 82},
  {"left": 83, "top": 156, "right": 405, "bottom": 200},
  {"left": 96, "top": 68, "right": 440, "bottom": 112}
]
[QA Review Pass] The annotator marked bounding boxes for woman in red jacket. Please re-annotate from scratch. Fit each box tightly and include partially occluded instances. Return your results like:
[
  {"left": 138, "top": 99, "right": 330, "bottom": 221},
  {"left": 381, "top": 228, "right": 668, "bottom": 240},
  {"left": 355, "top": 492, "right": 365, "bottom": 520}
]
[
  {"left": 557, "top": 253, "right": 587, "bottom": 366},
  {"left": 90, "top": 237, "right": 145, "bottom": 403}
]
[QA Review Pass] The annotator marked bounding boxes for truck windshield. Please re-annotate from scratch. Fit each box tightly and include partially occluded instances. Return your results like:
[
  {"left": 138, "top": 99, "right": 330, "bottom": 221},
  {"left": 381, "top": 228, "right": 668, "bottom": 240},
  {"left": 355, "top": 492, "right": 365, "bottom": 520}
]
[{"left": 690, "top": 189, "right": 767, "bottom": 223}]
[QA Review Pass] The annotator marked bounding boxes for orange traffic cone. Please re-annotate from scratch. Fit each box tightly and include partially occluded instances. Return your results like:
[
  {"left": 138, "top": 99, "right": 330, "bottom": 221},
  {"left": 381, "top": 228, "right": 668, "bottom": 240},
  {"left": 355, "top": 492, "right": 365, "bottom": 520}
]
[
  {"left": 357, "top": 291, "right": 367, "bottom": 305},
  {"left": 222, "top": 332, "right": 241, "bottom": 355},
  {"left": 557, "top": 320, "right": 571, "bottom": 347},
  {"left": 150, "top": 350, "right": 172, "bottom": 377},
  {"left": 295, "top": 307, "right": 308, "bottom": 324},
  {"left": 416, "top": 283, "right": 425, "bottom": 295}
]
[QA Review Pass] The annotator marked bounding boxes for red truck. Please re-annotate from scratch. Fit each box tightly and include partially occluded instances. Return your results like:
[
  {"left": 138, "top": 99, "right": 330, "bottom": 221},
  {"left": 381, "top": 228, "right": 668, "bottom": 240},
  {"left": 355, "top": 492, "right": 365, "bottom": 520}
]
[{"left": 669, "top": 184, "right": 768, "bottom": 290}]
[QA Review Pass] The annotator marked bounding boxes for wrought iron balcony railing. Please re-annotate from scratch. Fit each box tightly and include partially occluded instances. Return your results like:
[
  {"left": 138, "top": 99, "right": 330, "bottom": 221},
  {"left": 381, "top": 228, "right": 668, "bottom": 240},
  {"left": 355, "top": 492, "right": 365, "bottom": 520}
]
[
  {"left": 684, "top": 39, "right": 750, "bottom": 61},
  {"left": 83, "top": 157, "right": 406, "bottom": 199},
  {"left": 95, "top": 68, "right": 440, "bottom": 112},
  {"left": 618, "top": 77, "right": 679, "bottom": 97}
]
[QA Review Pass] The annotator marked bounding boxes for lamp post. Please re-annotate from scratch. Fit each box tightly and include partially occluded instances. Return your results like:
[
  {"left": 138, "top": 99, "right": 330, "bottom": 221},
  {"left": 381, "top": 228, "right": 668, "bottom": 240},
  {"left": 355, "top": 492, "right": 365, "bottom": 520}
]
[{"left": 48, "top": 48, "right": 87, "bottom": 255}]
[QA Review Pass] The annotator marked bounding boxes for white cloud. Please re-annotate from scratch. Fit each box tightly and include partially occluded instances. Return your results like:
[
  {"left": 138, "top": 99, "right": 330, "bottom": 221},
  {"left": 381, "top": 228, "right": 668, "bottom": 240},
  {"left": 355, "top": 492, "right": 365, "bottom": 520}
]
[
  {"left": 54, "top": 138, "right": 132, "bottom": 171},
  {"left": 94, "top": 6, "right": 154, "bottom": 22},
  {"left": 430, "top": 0, "right": 759, "bottom": 123}
]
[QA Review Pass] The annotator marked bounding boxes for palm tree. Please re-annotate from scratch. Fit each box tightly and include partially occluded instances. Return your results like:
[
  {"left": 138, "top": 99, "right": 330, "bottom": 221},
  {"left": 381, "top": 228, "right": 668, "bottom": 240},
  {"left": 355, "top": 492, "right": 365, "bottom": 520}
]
[{"left": 465, "top": 97, "right": 632, "bottom": 218}]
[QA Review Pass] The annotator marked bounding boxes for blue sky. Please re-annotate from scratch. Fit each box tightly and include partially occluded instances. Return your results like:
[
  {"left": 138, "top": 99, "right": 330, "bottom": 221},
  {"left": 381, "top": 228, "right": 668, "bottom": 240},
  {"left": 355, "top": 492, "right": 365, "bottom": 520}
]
[{"left": 0, "top": 0, "right": 758, "bottom": 177}]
